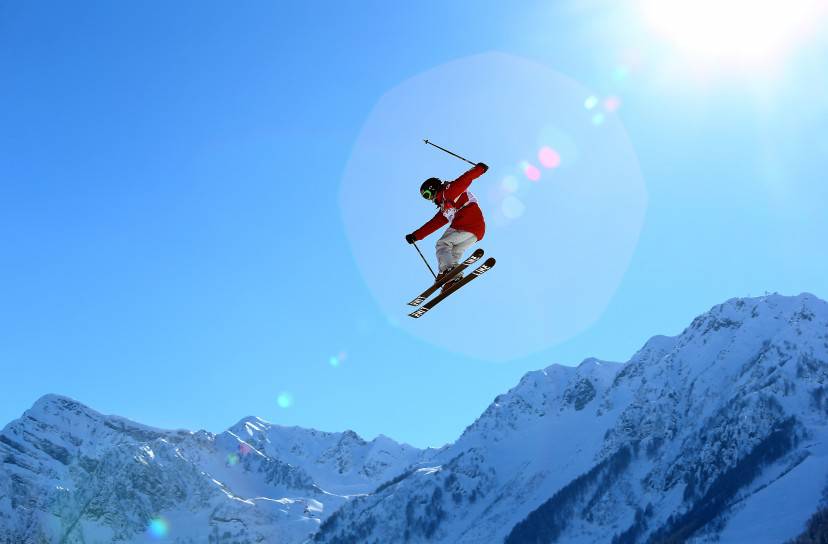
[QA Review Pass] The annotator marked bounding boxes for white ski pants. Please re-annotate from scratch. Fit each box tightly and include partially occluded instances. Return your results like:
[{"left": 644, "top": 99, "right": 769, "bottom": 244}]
[{"left": 435, "top": 228, "right": 478, "bottom": 273}]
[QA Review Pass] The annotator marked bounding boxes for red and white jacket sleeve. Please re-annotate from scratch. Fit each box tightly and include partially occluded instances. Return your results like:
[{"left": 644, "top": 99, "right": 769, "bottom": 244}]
[
  {"left": 442, "top": 163, "right": 486, "bottom": 201},
  {"left": 411, "top": 211, "right": 448, "bottom": 241}
]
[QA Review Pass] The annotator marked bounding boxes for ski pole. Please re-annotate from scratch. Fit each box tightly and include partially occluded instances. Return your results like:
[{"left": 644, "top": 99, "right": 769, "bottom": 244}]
[
  {"left": 424, "top": 139, "right": 476, "bottom": 166},
  {"left": 412, "top": 241, "right": 437, "bottom": 280}
]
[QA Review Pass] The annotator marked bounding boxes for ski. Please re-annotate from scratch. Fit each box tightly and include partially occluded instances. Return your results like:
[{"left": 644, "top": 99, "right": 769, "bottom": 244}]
[
  {"left": 407, "top": 248, "right": 485, "bottom": 306},
  {"left": 408, "top": 257, "right": 495, "bottom": 319}
]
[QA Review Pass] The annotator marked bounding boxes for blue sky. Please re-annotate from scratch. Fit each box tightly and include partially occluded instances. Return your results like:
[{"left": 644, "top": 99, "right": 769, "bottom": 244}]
[{"left": 1, "top": 1, "right": 827, "bottom": 448}]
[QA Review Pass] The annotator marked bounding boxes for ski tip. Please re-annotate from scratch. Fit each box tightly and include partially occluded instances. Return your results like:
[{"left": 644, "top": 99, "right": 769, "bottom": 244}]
[{"left": 408, "top": 307, "right": 429, "bottom": 318}]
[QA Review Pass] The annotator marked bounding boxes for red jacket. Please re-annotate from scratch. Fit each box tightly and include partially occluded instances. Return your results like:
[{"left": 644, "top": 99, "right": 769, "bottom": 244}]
[{"left": 412, "top": 164, "right": 487, "bottom": 241}]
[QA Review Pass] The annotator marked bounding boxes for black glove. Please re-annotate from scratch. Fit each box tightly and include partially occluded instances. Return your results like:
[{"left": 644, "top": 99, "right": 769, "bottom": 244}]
[
  {"left": 405, "top": 233, "right": 416, "bottom": 244},
  {"left": 477, "top": 162, "right": 489, "bottom": 173}
]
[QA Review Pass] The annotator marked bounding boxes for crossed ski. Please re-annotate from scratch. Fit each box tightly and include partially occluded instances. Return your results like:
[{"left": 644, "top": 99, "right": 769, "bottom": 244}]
[
  {"left": 407, "top": 248, "right": 484, "bottom": 306},
  {"left": 408, "top": 253, "right": 496, "bottom": 319}
]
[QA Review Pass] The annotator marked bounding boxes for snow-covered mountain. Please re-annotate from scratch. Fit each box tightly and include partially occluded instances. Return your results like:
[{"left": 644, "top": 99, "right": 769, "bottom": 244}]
[
  {"left": 2, "top": 293, "right": 827, "bottom": 543},
  {"left": 0, "top": 396, "right": 426, "bottom": 543},
  {"left": 314, "top": 293, "right": 828, "bottom": 544}
]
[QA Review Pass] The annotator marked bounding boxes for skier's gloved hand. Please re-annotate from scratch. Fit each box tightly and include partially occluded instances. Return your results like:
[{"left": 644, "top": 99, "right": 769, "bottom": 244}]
[
  {"left": 405, "top": 233, "right": 417, "bottom": 244},
  {"left": 477, "top": 162, "right": 489, "bottom": 173}
]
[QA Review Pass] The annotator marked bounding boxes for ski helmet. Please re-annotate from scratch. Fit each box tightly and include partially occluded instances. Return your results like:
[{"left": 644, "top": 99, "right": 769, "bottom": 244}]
[{"left": 420, "top": 177, "right": 442, "bottom": 200}]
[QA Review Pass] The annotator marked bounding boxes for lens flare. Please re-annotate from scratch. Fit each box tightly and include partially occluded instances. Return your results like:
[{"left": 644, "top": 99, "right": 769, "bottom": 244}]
[
  {"left": 501, "top": 175, "right": 519, "bottom": 193},
  {"left": 613, "top": 65, "right": 630, "bottom": 81},
  {"left": 502, "top": 196, "right": 526, "bottom": 219},
  {"left": 591, "top": 113, "right": 605, "bottom": 126},
  {"left": 226, "top": 452, "right": 240, "bottom": 466},
  {"left": 329, "top": 350, "right": 347, "bottom": 367},
  {"left": 238, "top": 442, "right": 253, "bottom": 456},
  {"left": 147, "top": 517, "right": 170, "bottom": 539},
  {"left": 522, "top": 162, "right": 541, "bottom": 181},
  {"left": 584, "top": 96, "right": 599, "bottom": 110},
  {"left": 277, "top": 392, "right": 293, "bottom": 409},
  {"left": 603, "top": 96, "right": 621, "bottom": 112},
  {"left": 538, "top": 147, "right": 561, "bottom": 169},
  {"left": 538, "top": 126, "right": 580, "bottom": 168},
  {"left": 339, "top": 52, "right": 647, "bottom": 361}
]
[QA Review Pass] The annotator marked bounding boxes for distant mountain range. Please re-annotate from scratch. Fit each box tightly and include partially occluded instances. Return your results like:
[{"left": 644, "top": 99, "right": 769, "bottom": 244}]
[{"left": 2, "top": 293, "right": 827, "bottom": 543}]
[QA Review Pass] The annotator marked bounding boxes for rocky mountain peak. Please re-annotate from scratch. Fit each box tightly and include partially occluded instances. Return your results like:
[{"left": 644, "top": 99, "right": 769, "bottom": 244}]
[
  {"left": 315, "top": 294, "right": 828, "bottom": 544},
  {"left": 3, "top": 293, "right": 827, "bottom": 543}
]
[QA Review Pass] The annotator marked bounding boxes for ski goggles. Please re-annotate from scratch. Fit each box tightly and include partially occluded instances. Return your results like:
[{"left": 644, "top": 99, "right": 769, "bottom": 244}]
[{"left": 421, "top": 188, "right": 435, "bottom": 200}]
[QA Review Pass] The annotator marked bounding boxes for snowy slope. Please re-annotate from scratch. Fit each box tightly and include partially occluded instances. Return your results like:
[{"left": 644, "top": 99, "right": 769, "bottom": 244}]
[
  {"left": 314, "top": 293, "right": 828, "bottom": 544},
  {"left": 0, "top": 396, "right": 425, "bottom": 543},
  {"left": 3, "top": 293, "right": 827, "bottom": 543}
]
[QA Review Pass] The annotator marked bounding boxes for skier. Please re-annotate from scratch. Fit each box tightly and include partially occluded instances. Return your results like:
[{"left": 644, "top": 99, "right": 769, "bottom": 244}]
[{"left": 405, "top": 162, "right": 489, "bottom": 292}]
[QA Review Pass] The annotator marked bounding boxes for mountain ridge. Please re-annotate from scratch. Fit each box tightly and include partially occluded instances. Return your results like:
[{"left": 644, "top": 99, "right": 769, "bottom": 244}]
[
  {"left": 2, "top": 292, "right": 827, "bottom": 543},
  {"left": 315, "top": 292, "right": 828, "bottom": 543}
]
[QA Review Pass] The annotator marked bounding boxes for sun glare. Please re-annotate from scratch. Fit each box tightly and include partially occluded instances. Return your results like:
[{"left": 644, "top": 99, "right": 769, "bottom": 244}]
[{"left": 640, "top": 0, "right": 826, "bottom": 66}]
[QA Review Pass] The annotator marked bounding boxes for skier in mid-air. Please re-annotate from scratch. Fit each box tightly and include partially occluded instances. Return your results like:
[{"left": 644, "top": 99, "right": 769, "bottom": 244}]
[{"left": 405, "top": 162, "right": 489, "bottom": 292}]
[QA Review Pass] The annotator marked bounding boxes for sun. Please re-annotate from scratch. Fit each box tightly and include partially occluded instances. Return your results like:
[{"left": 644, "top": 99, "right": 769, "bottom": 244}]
[{"left": 639, "top": 0, "right": 826, "bottom": 67}]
